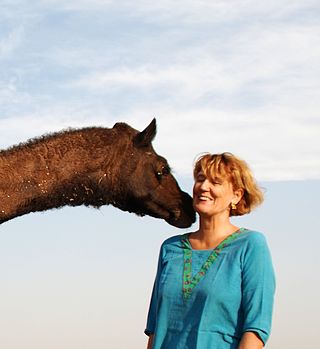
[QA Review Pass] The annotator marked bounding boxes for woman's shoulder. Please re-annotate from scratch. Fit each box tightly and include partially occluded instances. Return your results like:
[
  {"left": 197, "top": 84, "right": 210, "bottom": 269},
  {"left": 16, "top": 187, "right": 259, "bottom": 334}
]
[
  {"left": 158, "top": 233, "right": 186, "bottom": 257},
  {"left": 161, "top": 234, "right": 184, "bottom": 248},
  {"left": 236, "top": 228, "right": 271, "bottom": 250},
  {"left": 240, "top": 228, "right": 267, "bottom": 243},
  {"left": 237, "top": 228, "right": 272, "bottom": 258}
]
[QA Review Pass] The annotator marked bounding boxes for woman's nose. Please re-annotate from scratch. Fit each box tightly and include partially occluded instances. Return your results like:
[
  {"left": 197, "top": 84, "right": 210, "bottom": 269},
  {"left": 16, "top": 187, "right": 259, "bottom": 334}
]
[{"left": 199, "top": 179, "right": 210, "bottom": 190}]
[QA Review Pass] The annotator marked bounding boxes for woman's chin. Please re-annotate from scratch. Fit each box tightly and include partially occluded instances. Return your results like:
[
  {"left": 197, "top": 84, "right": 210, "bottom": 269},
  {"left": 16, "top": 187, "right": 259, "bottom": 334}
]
[{"left": 194, "top": 204, "right": 214, "bottom": 216}]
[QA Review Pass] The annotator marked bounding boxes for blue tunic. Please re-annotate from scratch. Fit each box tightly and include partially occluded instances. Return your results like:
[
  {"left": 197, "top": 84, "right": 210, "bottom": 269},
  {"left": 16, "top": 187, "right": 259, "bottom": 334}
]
[{"left": 145, "top": 229, "right": 275, "bottom": 349}]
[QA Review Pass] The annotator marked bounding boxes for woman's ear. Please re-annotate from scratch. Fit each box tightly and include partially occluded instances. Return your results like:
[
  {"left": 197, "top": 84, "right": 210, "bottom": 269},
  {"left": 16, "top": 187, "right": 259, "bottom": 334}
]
[{"left": 233, "top": 188, "right": 244, "bottom": 205}]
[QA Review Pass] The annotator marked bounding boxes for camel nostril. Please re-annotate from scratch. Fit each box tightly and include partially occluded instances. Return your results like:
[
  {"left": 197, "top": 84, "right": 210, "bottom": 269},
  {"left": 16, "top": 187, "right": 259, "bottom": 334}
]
[{"left": 172, "top": 208, "right": 181, "bottom": 221}]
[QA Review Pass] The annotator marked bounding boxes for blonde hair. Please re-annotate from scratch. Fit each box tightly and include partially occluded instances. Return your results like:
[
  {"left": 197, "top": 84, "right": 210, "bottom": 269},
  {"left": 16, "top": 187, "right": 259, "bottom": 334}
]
[{"left": 193, "top": 152, "right": 264, "bottom": 216}]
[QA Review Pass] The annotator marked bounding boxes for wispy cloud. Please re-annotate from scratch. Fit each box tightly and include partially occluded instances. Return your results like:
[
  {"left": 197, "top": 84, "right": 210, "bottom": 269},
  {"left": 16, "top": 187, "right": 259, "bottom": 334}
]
[
  {"left": 0, "top": 0, "right": 319, "bottom": 181},
  {"left": 0, "top": 26, "right": 24, "bottom": 59},
  {"left": 123, "top": 106, "right": 320, "bottom": 181}
]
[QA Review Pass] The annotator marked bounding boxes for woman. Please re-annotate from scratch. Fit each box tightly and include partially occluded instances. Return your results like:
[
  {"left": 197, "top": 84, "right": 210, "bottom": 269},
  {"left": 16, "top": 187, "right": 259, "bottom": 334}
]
[{"left": 145, "top": 152, "right": 275, "bottom": 349}]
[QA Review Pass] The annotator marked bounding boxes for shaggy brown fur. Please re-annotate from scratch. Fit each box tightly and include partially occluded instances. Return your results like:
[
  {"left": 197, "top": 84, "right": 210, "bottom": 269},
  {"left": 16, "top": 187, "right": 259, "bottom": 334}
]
[{"left": 0, "top": 119, "right": 195, "bottom": 227}]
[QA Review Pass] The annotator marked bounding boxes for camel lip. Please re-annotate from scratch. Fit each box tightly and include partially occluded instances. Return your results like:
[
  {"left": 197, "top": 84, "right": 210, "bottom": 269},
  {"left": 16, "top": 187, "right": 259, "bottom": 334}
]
[
  {"left": 166, "top": 208, "right": 196, "bottom": 228},
  {"left": 166, "top": 215, "right": 194, "bottom": 228},
  {"left": 142, "top": 204, "right": 194, "bottom": 228}
]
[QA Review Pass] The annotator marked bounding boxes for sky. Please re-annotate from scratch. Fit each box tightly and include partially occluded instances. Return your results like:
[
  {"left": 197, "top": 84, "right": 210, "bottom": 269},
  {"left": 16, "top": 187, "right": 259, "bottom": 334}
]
[{"left": 0, "top": 1, "right": 319, "bottom": 348}]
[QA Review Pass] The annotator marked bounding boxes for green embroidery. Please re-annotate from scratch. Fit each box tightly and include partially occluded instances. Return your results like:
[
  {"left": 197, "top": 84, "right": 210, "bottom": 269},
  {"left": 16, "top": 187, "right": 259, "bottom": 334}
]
[{"left": 181, "top": 228, "right": 244, "bottom": 301}]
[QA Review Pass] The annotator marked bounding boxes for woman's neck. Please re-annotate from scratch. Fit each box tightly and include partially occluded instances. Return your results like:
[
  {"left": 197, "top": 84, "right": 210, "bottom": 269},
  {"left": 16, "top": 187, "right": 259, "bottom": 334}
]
[{"left": 190, "top": 215, "right": 239, "bottom": 250}]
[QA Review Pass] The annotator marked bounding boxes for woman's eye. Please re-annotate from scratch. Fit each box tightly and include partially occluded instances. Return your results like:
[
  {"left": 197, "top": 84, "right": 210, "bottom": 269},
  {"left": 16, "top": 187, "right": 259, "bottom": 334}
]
[{"left": 196, "top": 175, "right": 206, "bottom": 182}]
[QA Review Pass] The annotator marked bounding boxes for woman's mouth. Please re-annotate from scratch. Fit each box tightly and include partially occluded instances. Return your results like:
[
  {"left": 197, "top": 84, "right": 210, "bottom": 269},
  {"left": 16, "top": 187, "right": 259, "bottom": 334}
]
[{"left": 198, "top": 195, "right": 213, "bottom": 201}]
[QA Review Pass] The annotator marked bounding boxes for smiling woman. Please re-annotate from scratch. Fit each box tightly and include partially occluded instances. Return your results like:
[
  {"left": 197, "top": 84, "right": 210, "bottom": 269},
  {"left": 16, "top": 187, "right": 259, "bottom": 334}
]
[
  {"left": 145, "top": 152, "right": 275, "bottom": 349},
  {"left": 193, "top": 152, "right": 264, "bottom": 217}
]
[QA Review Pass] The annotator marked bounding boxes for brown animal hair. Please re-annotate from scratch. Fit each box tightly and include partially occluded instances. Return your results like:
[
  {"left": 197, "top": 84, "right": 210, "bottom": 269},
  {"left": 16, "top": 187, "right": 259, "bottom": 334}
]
[
  {"left": 0, "top": 119, "right": 195, "bottom": 227},
  {"left": 193, "top": 152, "right": 264, "bottom": 216}
]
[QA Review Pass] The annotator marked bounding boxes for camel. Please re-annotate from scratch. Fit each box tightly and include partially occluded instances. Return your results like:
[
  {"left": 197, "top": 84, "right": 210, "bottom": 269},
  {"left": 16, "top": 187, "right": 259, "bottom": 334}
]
[{"left": 0, "top": 119, "right": 195, "bottom": 227}]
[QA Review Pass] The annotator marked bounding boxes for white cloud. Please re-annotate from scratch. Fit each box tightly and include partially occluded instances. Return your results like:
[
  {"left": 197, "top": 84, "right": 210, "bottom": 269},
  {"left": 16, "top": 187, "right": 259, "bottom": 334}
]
[
  {"left": 115, "top": 0, "right": 320, "bottom": 26},
  {"left": 0, "top": 105, "right": 118, "bottom": 148},
  {"left": 0, "top": 0, "right": 319, "bottom": 181},
  {"left": 0, "top": 26, "right": 24, "bottom": 59},
  {"left": 69, "top": 62, "right": 235, "bottom": 101},
  {"left": 123, "top": 107, "right": 320, "bottom": 181},
  {"left": 66, "top": 16, "right": 320, "bottom": 105}
]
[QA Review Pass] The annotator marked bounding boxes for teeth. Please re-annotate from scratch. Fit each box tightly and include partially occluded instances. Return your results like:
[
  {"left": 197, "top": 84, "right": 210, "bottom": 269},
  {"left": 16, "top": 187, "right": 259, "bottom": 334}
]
[{"left": 199, "top": 195, "right": 211, "bottom": 201}]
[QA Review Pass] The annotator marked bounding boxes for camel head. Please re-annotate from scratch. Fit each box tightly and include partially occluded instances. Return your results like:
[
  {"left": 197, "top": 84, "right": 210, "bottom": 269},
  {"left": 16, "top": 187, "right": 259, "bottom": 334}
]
[{"left": 111, "top": 119, "right": 195, "bottom": 228}]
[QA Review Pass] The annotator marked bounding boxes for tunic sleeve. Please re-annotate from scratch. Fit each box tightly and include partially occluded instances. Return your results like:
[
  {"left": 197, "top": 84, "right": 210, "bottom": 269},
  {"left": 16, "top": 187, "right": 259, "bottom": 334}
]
[
  {"left": 241, "top": 232, "right": 276, "bottom": 345},
  {"left": 144, "top": 245, "right": 163, "bottom": 336}
]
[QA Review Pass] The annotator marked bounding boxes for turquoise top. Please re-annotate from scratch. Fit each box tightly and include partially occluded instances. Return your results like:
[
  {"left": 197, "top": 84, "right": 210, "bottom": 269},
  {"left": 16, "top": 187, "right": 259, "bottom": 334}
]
[{"left": 145, "top": 229, "right": 275, "bottom": 349}]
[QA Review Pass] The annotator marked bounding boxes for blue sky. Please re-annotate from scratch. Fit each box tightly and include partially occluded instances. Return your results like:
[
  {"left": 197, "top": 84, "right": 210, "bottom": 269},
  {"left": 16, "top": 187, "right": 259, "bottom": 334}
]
[{"left": 0, "top": 1, "right": 319, "bottom": 348}]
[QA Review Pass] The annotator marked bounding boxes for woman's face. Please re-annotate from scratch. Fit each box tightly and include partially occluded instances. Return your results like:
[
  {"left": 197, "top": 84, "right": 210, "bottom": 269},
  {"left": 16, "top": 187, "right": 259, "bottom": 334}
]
[{"left": 193, "top": 171, "right": 241, "bottom": 218}]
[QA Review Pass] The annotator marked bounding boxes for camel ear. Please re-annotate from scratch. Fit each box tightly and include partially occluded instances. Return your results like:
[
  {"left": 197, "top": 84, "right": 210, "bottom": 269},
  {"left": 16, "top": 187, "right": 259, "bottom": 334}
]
[{"left": 134, "top": 118, "right": 157, "bottom": 148}]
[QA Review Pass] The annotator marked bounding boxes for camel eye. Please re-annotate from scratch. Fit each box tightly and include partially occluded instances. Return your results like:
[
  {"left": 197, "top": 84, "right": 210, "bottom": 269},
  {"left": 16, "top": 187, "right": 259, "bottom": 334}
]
[
  {"left": 162, "top": 166, "right": 170, "bottom": 176},
  {"left": 156, "top": 166, "right": 170, "bottom": 181}
]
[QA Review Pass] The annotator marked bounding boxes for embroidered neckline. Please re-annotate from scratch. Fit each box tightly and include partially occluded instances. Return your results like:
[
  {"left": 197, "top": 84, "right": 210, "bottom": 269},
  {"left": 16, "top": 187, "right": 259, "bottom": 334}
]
[{"left": 181, "top": 228, "right": 245, "bottom": 301}]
